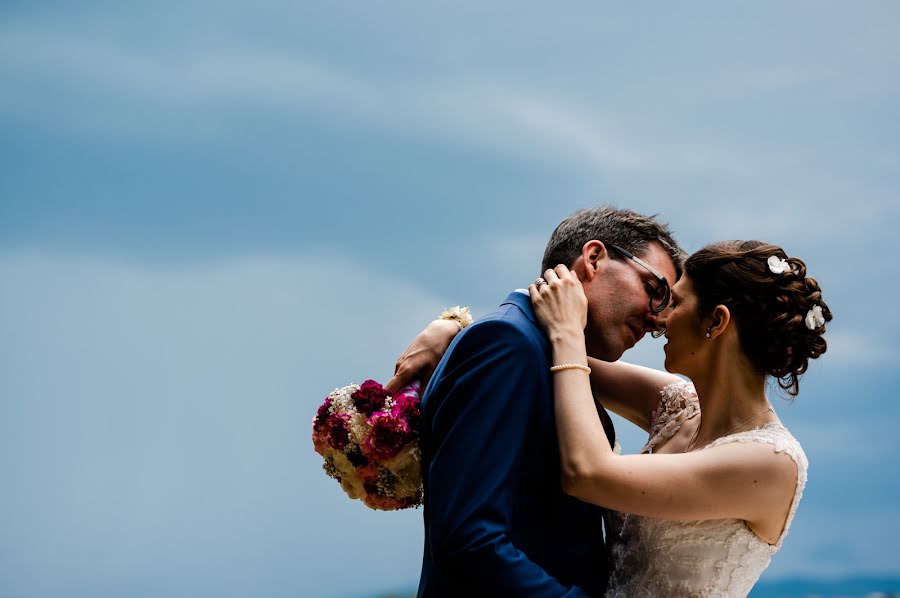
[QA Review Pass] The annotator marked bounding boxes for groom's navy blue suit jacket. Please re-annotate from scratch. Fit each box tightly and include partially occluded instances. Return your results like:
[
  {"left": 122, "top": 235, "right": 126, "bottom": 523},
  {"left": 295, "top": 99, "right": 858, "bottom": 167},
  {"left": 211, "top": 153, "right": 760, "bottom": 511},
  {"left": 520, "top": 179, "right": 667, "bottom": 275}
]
[{"left": 418, "top": 292, "right": 615, "bottom": 597}]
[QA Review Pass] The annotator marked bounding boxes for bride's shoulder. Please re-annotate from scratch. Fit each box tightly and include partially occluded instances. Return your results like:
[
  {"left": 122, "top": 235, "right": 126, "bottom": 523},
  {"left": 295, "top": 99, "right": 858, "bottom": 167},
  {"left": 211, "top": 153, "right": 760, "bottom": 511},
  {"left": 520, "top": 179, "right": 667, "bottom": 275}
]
[{"left": 709, "top": 422, "right": 808, "bottom": 473}]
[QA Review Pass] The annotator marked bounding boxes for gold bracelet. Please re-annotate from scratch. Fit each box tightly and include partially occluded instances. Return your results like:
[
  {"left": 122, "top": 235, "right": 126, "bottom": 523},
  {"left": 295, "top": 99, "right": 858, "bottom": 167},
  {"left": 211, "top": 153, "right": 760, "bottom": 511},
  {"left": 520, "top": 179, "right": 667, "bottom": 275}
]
[
  {"left": 549, "top": 363, "right": 591, "bottom": 374},
  {"left": 439, "top": 306, "right": 473, "bottom": 330}
]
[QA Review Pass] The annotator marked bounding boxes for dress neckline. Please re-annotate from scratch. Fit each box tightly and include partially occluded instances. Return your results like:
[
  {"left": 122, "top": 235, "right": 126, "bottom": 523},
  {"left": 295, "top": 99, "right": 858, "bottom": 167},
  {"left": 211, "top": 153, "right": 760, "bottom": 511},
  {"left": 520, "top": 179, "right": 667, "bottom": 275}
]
[{"left": 695, "top": 421, "right": 785, "bottom": 452}]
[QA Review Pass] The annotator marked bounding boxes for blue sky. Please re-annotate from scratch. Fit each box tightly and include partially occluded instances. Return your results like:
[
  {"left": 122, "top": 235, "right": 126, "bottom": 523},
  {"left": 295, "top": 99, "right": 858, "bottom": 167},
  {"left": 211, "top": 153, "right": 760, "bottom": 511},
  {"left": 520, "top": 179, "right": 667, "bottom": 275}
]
[{"left": 1, "top": 2, "right": 899, "bottom": 596}]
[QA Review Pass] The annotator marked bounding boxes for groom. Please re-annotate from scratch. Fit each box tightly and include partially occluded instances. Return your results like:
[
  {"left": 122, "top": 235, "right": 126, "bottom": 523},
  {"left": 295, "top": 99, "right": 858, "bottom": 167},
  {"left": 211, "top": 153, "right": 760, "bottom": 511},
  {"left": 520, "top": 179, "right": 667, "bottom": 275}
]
[{"left": 405, "top": 207, "right": 682, "bottom": 596}]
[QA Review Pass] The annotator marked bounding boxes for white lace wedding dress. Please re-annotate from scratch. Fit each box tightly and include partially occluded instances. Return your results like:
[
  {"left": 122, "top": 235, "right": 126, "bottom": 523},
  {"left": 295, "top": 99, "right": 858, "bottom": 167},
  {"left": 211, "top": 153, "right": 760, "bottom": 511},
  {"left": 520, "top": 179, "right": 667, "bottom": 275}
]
[{"left": 605, "top": 382, "right": 808, "bottom": 598}]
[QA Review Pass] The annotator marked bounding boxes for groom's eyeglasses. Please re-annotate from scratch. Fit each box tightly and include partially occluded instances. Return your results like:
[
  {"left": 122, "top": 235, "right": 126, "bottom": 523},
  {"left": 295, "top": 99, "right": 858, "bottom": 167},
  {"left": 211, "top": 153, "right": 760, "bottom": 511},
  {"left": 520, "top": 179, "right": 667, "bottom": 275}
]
[{"left": 609, "top": 244, "right": 671, "bottom": 338}]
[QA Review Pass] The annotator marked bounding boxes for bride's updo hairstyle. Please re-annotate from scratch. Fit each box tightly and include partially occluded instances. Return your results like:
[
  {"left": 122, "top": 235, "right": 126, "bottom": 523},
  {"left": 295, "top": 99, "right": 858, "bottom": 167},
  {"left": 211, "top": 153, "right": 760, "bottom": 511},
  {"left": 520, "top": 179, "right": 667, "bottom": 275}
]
[{"left": 684, "top": 240, "right": 832, "bottom": 396}]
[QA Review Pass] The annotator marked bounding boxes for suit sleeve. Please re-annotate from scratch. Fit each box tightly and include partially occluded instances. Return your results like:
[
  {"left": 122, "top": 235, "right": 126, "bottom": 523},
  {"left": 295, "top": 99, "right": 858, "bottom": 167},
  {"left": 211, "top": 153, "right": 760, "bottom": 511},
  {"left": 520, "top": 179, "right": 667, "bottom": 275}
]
[{"left": 425, "top": 318, "right": 589, "bottom": 597}]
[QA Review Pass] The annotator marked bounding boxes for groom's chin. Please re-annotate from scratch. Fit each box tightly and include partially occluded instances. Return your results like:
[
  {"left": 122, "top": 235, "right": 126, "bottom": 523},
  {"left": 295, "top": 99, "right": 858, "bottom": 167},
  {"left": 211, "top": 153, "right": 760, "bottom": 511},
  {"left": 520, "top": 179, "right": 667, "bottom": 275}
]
[{"left": 586, "top": 339, "right": 625, "bottom": 363}]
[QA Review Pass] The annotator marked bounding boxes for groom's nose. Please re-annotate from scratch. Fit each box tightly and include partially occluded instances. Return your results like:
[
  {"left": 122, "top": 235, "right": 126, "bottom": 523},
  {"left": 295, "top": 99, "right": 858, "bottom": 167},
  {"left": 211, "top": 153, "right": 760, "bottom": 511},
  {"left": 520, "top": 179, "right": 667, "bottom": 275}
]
[{"left": 644, "top": 309, "right": 668, "bottom": 333}]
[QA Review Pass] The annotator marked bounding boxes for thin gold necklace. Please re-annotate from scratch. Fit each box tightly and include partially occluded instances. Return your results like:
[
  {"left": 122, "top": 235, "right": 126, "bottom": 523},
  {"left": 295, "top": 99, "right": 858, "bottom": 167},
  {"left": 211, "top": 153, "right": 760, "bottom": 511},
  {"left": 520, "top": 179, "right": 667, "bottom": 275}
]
[{"left": 687, "top": 405, "right": 774, "bottom": 452}]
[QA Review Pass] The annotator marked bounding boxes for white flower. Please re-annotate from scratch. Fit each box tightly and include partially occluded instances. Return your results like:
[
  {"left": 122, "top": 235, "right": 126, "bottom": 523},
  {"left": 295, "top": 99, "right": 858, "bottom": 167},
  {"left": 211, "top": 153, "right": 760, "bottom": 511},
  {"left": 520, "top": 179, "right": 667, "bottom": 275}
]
[
  {"left": 768, "top": 255, "right": 792, "bottom": 274},
  {"left": 805, "top": 305, "right": 825, "bottom": 330},
  {"left": 348, "top": 412, "right": 370, "bottom": 445},
  {"left": 440, "top": 305, "right": 473, "bottom": 329},
  {"left": 328, "top": 384, "right": 359, "bottom": 414}
]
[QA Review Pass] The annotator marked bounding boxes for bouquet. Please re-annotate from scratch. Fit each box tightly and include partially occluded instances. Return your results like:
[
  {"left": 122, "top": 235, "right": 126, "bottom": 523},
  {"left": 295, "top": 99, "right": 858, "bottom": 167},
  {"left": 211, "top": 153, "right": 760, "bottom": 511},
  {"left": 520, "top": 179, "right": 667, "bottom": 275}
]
[{"left": 312, "top": 379, "right": 423, "bottom": 510}]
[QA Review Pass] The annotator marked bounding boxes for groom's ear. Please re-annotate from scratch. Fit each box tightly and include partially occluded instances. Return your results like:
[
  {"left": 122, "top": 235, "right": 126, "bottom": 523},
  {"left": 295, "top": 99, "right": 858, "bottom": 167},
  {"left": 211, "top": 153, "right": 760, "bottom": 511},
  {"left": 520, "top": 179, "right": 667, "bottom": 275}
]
[{"left": 578, "top": 240, "right": 608, "bottom": 281}]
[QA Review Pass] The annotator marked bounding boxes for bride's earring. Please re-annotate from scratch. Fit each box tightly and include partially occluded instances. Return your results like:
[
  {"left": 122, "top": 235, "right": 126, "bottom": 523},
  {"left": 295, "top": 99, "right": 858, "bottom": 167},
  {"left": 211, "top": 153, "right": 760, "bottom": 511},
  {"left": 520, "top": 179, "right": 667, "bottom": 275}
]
[{"left": 705, "top": 327, "right": 712, "bottom": 338}]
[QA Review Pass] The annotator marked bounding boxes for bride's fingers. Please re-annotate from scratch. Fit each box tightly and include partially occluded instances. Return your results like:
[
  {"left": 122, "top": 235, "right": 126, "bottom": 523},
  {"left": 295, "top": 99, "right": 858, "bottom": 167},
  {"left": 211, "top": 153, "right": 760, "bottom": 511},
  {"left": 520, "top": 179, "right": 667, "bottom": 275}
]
[
  {"left": 556, "top": 266, "right": 580, "bottom": 290},
  {"left": 553, "top": 264, "right": 570, "bottom": 280},
  {"left": 545, "top": 265, "right": 581, "bottom": 293},
  {"left": 555, "top": 264, "right": 580, "bottom": 284}
]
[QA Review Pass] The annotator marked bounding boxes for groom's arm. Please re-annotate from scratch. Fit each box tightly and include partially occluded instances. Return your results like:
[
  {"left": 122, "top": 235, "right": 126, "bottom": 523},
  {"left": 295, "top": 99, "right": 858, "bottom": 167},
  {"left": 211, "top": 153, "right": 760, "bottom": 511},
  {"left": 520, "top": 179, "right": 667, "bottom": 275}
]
[{"left": 426, "top": 318, "right": 589, "bottom": 597}]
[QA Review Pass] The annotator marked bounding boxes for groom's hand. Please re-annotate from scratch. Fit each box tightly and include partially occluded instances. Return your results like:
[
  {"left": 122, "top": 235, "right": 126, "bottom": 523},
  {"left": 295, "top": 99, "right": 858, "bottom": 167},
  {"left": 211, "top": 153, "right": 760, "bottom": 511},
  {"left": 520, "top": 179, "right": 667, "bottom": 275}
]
[{"left": 385, "top": 319, "right": 460, "bottom": 394}]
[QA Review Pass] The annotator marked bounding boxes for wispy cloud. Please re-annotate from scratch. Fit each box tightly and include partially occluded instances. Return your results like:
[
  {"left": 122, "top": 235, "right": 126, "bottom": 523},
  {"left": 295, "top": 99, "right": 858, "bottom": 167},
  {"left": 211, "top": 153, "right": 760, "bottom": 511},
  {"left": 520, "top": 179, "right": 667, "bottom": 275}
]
[
  {"left": 740, "top": 65, "right": 843, "bottom": 93},
  {"left": 0, "top": 249, "right": 444, "bottom": 595},
  {"left": 0, "top": 24, "right": 380, "bottom": 138},
  {"left": 483, "top": 90, "right": 648, "bottom": 172},
  {"left": 818, "top": 330, "right": 899, "bottom": 367},
  {"left": 0, "top": 23, "right": 758, "bottom": 179}
]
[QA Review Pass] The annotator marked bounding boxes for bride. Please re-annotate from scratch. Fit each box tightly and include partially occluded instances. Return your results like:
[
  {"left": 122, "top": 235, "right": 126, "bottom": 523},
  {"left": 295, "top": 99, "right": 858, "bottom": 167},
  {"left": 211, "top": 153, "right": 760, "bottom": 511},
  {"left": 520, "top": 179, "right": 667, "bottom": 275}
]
[{"left": 390, "top": 240, "right": 831, "bottom": 596}]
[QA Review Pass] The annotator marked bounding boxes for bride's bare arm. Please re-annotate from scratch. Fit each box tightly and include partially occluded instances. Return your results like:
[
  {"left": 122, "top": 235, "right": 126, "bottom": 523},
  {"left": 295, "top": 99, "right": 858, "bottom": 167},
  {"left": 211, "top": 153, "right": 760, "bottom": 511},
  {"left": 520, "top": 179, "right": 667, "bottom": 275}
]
[
  {"left": 529, "top": 267, "right": 798, "bottom": 541},
  {"left": 586, "top": 358, "right": 682, "bottom": 432},
  {"left": 385, "top": 319, "right": 461, "bottom": 394},
  {"left": 387, "top": 310, "right": 681, "bottom": 433}
]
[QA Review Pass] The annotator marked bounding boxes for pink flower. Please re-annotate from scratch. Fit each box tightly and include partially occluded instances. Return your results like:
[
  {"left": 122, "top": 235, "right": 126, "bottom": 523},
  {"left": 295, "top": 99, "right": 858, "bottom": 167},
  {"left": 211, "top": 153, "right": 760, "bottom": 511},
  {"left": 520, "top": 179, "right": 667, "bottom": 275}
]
[
  {"left": 313, "top": 380, "right": 423, "bottom": 511},
  {"left": 362, "top": 411, "right": 412, "bottom": 461},
  {"left": 311, "top": 429, "right": 326, "bottom": 455},
  {"left": 391, "top": 393, "right": 422, "bottom": 436},
  {"left": 351, "top": 380, "right": 389, "bottom": 415},
  {"left": 312, "top": 397, "right": 336, "bottom": 454},
  {"left": 363, "top": 494, "right": 402, "bottom": 510},
  {"left": 324, "top": 412, "right": 352, "bottom": 451},
  {"left": 356, "top": 463, "right": 379, "bottom": 484},
  {"left": 314, "top": 397, "right": 333, "bottom": 433}
]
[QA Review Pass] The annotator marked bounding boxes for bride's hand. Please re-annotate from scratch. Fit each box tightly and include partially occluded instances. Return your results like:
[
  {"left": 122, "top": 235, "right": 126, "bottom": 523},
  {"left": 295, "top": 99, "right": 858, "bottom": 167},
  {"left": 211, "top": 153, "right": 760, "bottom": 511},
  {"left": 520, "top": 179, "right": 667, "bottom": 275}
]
[
  {"left": 384, "top": 319, "right": 461, "bottom": 394},
  {"left": 529, "top": 265, "right": 588, "bottom": 341}
]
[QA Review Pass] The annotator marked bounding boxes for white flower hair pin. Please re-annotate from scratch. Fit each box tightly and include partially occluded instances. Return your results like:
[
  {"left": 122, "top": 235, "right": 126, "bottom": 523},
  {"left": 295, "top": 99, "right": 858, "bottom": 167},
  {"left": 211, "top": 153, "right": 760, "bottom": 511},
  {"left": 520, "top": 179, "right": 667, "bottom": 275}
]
[
  {"left": 768, "top": 255, "right": 793, "bottom": 274},
  {"left": 805, "top": 305, "right": 826, "bottom": 330}
]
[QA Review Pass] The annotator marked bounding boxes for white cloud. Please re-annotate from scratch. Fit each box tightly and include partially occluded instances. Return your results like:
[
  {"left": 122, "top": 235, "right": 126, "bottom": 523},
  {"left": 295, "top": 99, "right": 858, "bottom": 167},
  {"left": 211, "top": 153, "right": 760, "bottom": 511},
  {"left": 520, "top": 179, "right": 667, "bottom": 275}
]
[
  {"left": 0, "top": 24, "right": 379, "bottom": 139},
  {"left": 483, "top": 90, "right": 648, "bottom": 172},
  {"left": 0, "top": 249, "right": 450, "bottom": 596},
  {"left": 404, "top": 82, "right": 764, "bottom": 179},
  {"left": 740, "top": 64, "right": 842, "bottom": 92},
  {"left": 0, "top": 23, "right": 757, "bottom": 179},
  {"left": 0, "top": 25, "right": 373, "bottom": 104},
  {"left": 788, "top": 418, "right": 899, "bottom": 461},
  {"left": 813, "top": 330, "right": 898, "bottom": 367}
]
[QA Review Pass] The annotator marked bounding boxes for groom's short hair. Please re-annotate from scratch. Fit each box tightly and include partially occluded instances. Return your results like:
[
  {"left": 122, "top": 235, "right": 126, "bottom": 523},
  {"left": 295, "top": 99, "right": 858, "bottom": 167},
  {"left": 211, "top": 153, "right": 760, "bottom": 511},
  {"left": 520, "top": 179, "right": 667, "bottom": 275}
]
[{"left": 541, "top": 206, "right": 685, "bottom": 277}]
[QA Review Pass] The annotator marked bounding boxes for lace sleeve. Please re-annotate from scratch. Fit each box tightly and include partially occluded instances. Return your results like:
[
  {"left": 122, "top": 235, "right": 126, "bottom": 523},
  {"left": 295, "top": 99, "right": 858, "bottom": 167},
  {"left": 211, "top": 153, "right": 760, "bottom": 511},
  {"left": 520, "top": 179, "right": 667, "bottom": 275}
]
[{"left": 642, "top": 381, "right": 700, "bottom": 454}]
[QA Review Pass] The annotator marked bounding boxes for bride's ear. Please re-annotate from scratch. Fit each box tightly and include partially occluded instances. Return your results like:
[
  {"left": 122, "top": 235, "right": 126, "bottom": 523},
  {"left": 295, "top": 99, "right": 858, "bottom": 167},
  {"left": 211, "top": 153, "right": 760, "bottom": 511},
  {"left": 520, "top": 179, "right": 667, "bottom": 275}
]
[{"left": 707, "top": 305, "right": 731, "bottom": 340}]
